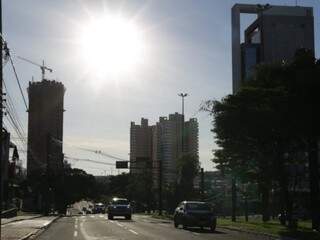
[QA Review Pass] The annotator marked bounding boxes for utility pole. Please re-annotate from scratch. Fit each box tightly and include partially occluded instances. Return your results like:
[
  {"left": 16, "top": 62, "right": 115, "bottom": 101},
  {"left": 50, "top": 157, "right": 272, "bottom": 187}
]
[
  {"left": 45, "top": 134, "right": 51, "bottom": 215},
  {"left": 178, "top": 93, "right": 188, "bottom": 116},
  {"left": 200, "top": 168, "right": 204, "bottom": 201},
  {"left": 158, "top": 160, "right": 162, "bottom": 216},
  {"left": 0, "top": 0, "right": 3, "bottom": 236},
  {"left": 231, "top": 177, "right": 237, "bottom": 222},
  {"left": 178, "top": 93, "right": 188, "bottom": 154}
]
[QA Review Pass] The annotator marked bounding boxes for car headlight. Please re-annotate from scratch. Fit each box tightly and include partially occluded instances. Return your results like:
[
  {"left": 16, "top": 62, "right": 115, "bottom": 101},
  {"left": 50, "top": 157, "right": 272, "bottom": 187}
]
[{"left": 127, "top": 205, "right": 131, "bottom": 209}]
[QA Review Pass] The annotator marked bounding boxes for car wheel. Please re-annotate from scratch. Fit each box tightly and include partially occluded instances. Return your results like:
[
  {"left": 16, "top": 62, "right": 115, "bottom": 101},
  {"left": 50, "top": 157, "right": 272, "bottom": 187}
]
[
  {"left": 174, "top": 219, "right": 179, "bottom": 228},
  {"left": 108, "top": 215, "right": 113, "bottom": 220},
  {"left": 210, "top": 221, "right": 217, "bottom": 232},
  {"left": 125, "top": 215, "right": 132, "bottom": 220},
  {"left": 182, "top": 218, "right": 188, "bottom": 229}
]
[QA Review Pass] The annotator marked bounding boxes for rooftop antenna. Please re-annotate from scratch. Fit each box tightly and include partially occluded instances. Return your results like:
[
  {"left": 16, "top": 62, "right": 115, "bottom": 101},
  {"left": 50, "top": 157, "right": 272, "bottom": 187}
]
[{"left": 17, "top": 56, "right": 53, "bottom": 80}]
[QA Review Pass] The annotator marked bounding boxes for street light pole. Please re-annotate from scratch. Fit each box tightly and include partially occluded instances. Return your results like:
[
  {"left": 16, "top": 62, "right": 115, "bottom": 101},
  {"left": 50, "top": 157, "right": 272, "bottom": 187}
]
[
  {"left": 0, "top": 0, "right": 3, "bottom": 236},
  {"left": 178, "top": 93, "right": 188, "bottom": 116},
  {"left": 178, "top": 93, "right": 188, "bottom": 154}
]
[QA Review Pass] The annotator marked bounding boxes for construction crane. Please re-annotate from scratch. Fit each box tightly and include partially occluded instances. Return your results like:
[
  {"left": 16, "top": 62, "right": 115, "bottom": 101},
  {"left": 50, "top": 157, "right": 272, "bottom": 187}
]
[{"left": 17, "top": 56, "right": 53, "bottom": 80}]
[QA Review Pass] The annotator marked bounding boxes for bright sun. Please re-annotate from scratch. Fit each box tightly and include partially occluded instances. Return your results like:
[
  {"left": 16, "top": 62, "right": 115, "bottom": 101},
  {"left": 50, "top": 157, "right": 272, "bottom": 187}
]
[{"left": 80, "top": 15, "right": 145, "bottom": 78}]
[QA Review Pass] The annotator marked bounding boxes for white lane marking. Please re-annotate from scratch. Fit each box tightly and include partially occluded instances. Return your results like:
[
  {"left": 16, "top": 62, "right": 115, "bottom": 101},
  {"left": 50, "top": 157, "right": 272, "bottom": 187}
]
[
  {"left": 116, "top": 222, "right": 124, "bottom": 227},
  {"left": 192, "top": 232, "right": 200, "bottom": 236},
  {"left": 109, "top": 220, "right": 114, "bottom": 223},
  {"left": 129, "top": 229, "right": 138, "bottom": 235},
  {"left": 74, "top": 230, "right": 78, "bottom": 237},
  {"left": 90, "top": 215, "right": 95, "bottom": 218},
  {"left": 75, "top": 224, "right": 78, "bottom": 229}
]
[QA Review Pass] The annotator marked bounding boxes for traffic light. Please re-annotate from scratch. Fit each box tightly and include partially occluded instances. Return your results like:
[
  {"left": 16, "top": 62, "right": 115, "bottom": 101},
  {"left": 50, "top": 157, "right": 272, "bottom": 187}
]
[{"left": 116, "top": 161, "right": 129, "bottom": 169}]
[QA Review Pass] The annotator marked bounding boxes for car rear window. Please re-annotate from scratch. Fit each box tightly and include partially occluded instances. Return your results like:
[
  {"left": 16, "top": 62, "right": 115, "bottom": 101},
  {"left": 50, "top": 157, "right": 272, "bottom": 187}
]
[
  {"left": 186, "top": 203, "right": 211, "bottom": 211},
  {"left": 113, "top": 200, "right": 129, "bottom": 205}
]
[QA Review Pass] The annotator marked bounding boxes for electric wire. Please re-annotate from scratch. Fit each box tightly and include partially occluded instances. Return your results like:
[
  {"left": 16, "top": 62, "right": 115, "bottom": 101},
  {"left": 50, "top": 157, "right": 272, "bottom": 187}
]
[{"left": 8, "top": 54, "right": 28, "bottom": 110}]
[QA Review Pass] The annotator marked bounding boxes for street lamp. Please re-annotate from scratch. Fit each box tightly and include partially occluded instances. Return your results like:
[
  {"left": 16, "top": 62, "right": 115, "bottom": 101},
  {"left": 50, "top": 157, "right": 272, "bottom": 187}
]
[{"left": 178, "top": 93, "right": 188, "bottom": 116}]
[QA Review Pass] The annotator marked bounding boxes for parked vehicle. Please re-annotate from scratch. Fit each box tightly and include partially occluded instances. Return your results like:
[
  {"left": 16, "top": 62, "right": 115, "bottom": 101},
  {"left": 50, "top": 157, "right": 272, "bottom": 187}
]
[
  {"left": 173, "top": 201, "right": 217, "bottom": 231},
  {"left": 107, "top": 198, "right": 132, "bottom": 220}
]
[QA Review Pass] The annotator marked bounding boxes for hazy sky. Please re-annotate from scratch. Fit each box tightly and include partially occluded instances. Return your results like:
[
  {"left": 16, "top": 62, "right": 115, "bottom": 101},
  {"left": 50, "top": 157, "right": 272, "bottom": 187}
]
[{"left": 3, "top": 0, "right": 320, "bottom": 175}]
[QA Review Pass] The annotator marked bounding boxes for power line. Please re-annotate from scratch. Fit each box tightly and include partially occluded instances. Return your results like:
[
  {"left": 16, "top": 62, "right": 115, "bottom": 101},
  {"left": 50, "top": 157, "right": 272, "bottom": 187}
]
[
  {"left": 64, "top": 155, "right": 116, "bottom": 166},
  {"left": 8, "top": 53, "right": 28, "bottom": 110},
  {"left": 61, "top": 141, "right": 128, "bottom": 162},
  {"left": 3, "top": 81, "right": 26, "bottom": 136}
]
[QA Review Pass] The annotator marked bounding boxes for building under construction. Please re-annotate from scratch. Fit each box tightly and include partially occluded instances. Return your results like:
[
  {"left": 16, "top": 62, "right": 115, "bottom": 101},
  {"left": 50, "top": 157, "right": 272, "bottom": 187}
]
[{"left": 27, "top": 80, "right": 65, "bottom": 177}]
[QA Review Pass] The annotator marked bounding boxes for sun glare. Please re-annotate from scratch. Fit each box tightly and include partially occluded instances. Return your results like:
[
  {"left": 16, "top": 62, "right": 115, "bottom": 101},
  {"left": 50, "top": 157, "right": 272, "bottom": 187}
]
[{"left": 80, "top": 15, "right": 145, "bottom": 78}]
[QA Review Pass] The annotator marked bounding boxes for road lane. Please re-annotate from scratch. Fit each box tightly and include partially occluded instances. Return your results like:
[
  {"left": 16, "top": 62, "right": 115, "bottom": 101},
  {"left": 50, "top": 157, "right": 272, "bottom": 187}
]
[
  {"left": 34, "top": 216, "right": 77, "bottom": 240},
  {"left": 116, "top": 214, "right": 271, "bottom": 240},
  {"left": 36, "top": 214, "right": 275, "bottom": 240}
]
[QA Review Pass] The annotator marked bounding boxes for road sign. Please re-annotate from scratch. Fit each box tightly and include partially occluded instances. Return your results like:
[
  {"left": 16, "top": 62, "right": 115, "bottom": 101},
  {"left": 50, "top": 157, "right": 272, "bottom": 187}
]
[{"left": 116, "top": 161, "right": 128, "bottom": 169}]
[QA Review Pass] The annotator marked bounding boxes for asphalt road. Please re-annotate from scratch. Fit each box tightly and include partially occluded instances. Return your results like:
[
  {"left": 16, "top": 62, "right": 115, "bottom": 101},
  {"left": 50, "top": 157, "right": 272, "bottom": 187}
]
[{"left": 36, "top": 214, "right": 273, "bottom": 240}]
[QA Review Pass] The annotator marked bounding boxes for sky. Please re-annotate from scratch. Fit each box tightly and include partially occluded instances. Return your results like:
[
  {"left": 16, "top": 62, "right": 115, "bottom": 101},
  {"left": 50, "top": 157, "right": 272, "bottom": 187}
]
[{"left": 2, "top": 0, "right": 320, "bottom": 176}]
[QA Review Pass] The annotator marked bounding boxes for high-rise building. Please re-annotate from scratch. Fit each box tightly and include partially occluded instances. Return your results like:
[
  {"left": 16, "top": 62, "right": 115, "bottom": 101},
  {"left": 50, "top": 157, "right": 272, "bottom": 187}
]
[
  {"left": 130, "top": 118, "right": 153, "bottom": 174},
  {"left": 27, "top": 80, "right": 65, "bottom": 177},
  {"left": 130, "top": 114, "right": 199, "bottom": 187},
  {"left": 184, "top": 118, "right": 199, "bottom": 160},
  {"left": 232, "top": 4, "right": 314, "bottom": 93},
  {"left": 152, "top": 113, "right": 199, "bottom": 187}
]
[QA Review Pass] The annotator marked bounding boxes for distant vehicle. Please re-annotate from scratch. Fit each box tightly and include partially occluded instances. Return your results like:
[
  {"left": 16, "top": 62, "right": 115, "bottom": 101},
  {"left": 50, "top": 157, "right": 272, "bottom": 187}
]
[
  {"left": 85, "top": 208, "right": 92, "bottom": 214},
  {"left": 173, "top": 201, "right": 217, "bottom": 231},
  {"left": 93, "top": 203, "right": 105, "bottom": 214},
  {"left": 107, "top": 198, "right": 132, "bottom": 220}
]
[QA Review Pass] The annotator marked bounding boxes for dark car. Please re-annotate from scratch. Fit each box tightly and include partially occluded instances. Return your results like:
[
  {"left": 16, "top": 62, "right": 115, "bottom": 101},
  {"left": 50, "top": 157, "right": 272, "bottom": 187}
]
[
  {"left": 173, "top": 201, "right": 217, "bottom": 231},
  {"left": 93, "top": 203, "right": 105, "bottom": 214},
  {"left": 107, "top": 198, "right": 132, "bottom": 220}
]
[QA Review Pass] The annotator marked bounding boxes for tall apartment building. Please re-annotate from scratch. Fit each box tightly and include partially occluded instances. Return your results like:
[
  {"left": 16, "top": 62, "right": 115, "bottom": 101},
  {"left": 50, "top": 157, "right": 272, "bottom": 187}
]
[
  {"left": 184, "top": 118, "right": 199, "bottom": 160},
  {"left": 130, "top": 118, "right": 153, "bottom": 174},
  {"left": 130, "top": 113, "right": 199, "bottom": 187},
  {"left": 27, "top": 80, "right": 65, "bottom": 177},
  {"left": 152, "top": 113, "right": 199, "bottom": 187},
  {"left": 232, "top": 4, "right": 314, "bottom": 92}
]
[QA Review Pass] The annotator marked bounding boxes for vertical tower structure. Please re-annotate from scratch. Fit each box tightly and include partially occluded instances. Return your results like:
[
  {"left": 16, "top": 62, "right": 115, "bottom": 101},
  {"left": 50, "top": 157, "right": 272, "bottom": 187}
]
[
  {"left": 27, "top": 80, "right": 65, "bottom": 177},
  {"left": 130, "top": 118, "right": 153, "bottom": 174}
]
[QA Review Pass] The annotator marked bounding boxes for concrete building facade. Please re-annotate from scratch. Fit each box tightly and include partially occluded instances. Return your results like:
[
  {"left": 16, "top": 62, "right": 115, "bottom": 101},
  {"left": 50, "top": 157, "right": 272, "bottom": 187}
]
[
  {"left": 130, "top": 118, "right": 153, "bottom": 174},
  {"left": 130, "top": 113, "right": 199, "bottom": 188},
  {"left": 232, "top": 4, "right": 314, "bottom": 93},
  {"left": 27, "top": 80, "right": 65, "bottom": 177},
  {"left": 151, "top": 113, "right": 199, "bottom": 187}
]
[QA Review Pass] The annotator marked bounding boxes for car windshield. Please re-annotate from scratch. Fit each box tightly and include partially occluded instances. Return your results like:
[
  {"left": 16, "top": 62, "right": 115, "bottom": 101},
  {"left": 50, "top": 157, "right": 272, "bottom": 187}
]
[
  {"left": 113, "top": 200, "right": 129, "bottom": 205},
  {"left": 186, "top": 203, "right": 211, "bottom": 211}
]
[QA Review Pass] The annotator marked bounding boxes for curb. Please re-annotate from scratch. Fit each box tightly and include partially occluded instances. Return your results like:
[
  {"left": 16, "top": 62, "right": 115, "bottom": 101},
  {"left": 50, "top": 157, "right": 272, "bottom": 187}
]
[
  {"left": 18, "top": 215, "right": 61, "bottom": 240},
  {"left": 219, "top": 225, "right": 279, "bottom": 239},
  {"left": 219, "top": 226, "right": 298, "bottom": 240},
  {"left": 1, "top": 215, "right": 43, "bottom": 226}
]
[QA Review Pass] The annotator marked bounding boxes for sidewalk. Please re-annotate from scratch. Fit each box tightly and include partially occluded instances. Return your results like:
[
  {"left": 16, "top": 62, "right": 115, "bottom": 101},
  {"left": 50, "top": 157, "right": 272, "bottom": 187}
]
[
  {"left": 1, "top": 214, "right": 42, "bottom": 225},
  {"left": 1, "top": 216, "right": 60, "bottom": 240}
]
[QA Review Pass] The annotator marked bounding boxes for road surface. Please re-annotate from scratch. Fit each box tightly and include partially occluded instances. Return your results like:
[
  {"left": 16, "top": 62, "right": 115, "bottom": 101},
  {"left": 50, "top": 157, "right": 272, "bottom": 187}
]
[{"left": 36, "top": 214, "right": 274, "bottom": 240}]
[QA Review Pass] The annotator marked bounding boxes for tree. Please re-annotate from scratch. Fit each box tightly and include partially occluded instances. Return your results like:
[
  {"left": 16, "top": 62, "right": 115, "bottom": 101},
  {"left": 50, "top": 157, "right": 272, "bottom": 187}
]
[
  {"left": 202, "top": 49, "right": 320, "bottom": 227},
  {"left": 176, "top": 153, "right": 200, "bottom": 200}
]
